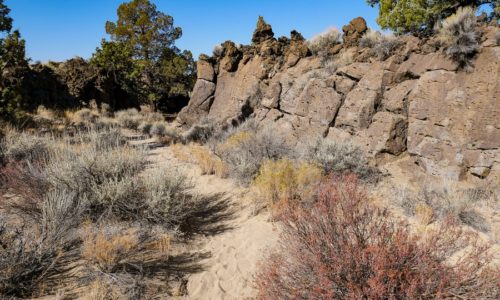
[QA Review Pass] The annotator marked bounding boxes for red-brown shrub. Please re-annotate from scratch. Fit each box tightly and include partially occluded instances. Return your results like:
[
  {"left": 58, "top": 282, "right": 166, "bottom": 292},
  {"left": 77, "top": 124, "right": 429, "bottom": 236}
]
[{"left": 255, "top": 175, "right": 499, "bottom": 299}]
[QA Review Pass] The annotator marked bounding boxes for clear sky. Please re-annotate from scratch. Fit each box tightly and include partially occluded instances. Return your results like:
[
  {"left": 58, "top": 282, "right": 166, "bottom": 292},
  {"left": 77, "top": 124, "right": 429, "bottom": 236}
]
[{"left": 5, "top": 0, "right": 380, "bottom": 62}]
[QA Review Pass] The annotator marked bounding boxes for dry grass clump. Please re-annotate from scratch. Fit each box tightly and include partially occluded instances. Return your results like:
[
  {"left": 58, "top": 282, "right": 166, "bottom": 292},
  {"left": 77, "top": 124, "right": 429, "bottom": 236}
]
[
  {"left": 189, "top": 145, "right": 228, "bottom": 177},
  {"left": 359, "top": 30, "right": 401, "bottom": 60},
  {"left": 82, "top": 223, "right": 170, "bottom": 273},
  {"left": 69, "top": 108, "right": 100, "bottom": 127},
  {"left": 32, "top": 105, "right": 57, "bottom": 127},
  {"left": 114, "top": 108, "right": 165, "bottom": 130},
  {"left": 256, "top": 175, "right": 499, "bottom": 299},
  {"left": 79, "top": 222, "right": 173, "bottom": 299},
  {"left": 308, "top": 27, "right": 342, "bottom": 57},
  {"left": 303, "top": 138, "right": 380, "bottom": 182},
  {"left": 437, "top": 6, "right": 479, "bottom": 69},
  {"left": 0, "top": 188, "right": 82, "bottom": 298},
  {"left": 150, "top": 121, "right": 179, "bottom": 141},
  {"left": 253, "top": 159, "right": 322, "bottom": 208},
  {"left": 170, "top": 143, "right": 193, "bottom": 162},
  {"left": 393, "top": 180, "right": 492, "bottom": 232}
]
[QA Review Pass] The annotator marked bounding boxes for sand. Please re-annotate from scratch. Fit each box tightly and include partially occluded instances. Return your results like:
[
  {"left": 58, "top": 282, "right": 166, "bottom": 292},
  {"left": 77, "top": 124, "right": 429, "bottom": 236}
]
[{"left": 128, "top": 134, "right": 279, "bottom": 299}]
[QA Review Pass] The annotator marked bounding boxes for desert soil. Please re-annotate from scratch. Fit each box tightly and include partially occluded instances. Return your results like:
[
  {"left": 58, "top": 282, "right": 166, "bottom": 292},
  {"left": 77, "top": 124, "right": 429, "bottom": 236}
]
[{"left": 127, "top": 133, "right": 279, "bottom": 300}]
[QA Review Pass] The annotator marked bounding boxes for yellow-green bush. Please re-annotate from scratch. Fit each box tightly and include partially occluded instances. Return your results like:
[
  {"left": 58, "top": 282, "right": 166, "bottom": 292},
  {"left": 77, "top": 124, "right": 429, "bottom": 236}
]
[{"left": 253, "top": 159, "right": 323, "bottom": 206}]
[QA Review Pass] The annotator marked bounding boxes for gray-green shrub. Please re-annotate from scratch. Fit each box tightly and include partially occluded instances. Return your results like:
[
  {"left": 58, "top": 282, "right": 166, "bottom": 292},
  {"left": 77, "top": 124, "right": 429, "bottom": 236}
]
[
  {"left": 1, "top": 128, "right": 51, "bottom": 162},
  {"left": 359, "top": 30, "right": 400, "bottom": 60},
  {"left": 438, "top": 6, "right": 479, "bottom": 69},
  {"left": 303, "top": 138, "right": 380, "bottom": 182},
  {"left": 393, "top": 181, "right": 491, "bottom": 232},
  {"left": 213, "top": 123, "right": 293, "bottom": 184},
  {"left": 308, "top": 28, "right": 342, "bottom": 57}
]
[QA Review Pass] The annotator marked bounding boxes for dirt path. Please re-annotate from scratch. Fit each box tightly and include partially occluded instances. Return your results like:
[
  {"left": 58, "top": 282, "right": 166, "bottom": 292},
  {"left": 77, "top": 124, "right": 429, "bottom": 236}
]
[{"left": 127, "top": 133, "right": 279, "bottom": 299}]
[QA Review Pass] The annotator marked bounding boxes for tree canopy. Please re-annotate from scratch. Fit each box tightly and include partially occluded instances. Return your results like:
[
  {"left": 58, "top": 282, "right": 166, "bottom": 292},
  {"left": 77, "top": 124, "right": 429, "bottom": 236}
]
[
  {"left": 0, "top": 0, "right": 30, "bottom": 122},
  {"left": 100, "top": 0, "right": 195, "bottom": 110},
  {"left": 367, "top": 0, "right": 500, "bottom": 34},
  {"left": 0, "top": 0, "right": 12, "bottom": 33}
]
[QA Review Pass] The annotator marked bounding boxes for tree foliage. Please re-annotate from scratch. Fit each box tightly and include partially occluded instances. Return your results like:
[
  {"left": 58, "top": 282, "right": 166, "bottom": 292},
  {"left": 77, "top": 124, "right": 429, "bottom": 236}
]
[
  {"left": 100, "top": 0, "right": 195, "bottom": 110},
  {"left": 0, "top": 0, "right": 12, "bottom": 33},
  {"left": 367, "top": 0, "right": 500, "bottom": 34},
  {"left": 0, "top": 0, "right": 30, "bottom": 122}
]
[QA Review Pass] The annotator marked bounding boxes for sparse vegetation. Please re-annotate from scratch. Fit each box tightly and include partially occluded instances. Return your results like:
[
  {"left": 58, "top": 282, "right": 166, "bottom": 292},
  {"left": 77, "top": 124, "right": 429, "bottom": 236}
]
[
  {"left": 182, "top": 118, "right": 217, "bottom": 143},
  {"left": 0, "top": 127, "right": 51, "bottom": 162},
  {"left": 393, "top": 181, "right": 492, "bottom": 232},
  {"left": 190, "top": 144, "right": 229, "bottom": 177},
  {"left": 303, "top": 138, "right": 380, "bottom": 182},
  {"left": 437, "top": 6, "right": 479, "bottom": 69},
  {"left": 211, "top": 122, "right": 293, "bottom": 184},
  {"left": 256, "top": 175, "right": 499, "bottom": 299},
  {"left": 253, "top": 159, "right": 322, "bottom": 208},
  {"left": 359, "top": 29, "right": 401, "bottom": 59},
  {"left": 1, "top": 0, "right": 499, "bottom": 298},
  {"left": 0, "top": 121, "right": 230, "bottom": 298},
  {"left": 213, "top": 44, "right": 224, "bottom": 57},
  {"left": 308, "top": 27, "right": 342, "bottom": 57}
]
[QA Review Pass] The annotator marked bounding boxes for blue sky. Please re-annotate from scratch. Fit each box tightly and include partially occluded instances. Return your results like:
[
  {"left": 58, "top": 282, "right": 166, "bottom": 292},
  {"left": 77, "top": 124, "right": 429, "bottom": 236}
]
[{"left": 5, "top": 0, "right": 379, "bottom": 62}]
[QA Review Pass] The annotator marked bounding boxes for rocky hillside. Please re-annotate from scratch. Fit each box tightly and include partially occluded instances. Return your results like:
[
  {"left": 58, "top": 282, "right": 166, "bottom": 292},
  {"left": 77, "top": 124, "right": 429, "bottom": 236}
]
[{"left": 178, "top": 17, "right": 500, "bottom": 183}]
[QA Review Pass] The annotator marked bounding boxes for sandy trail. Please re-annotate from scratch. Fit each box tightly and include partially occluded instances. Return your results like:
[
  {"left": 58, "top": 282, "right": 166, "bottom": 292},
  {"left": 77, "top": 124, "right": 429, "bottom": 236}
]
[{"left": 128, "top": 133, "right": 279, "bottom": 300}]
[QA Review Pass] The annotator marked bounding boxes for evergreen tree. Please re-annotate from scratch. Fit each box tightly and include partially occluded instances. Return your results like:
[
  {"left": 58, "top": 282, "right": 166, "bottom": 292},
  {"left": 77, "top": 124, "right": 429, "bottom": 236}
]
[
  {"left": 102, "top": 0, "right": 195, "bottom": 110},
  {"left": 367, "top": 0, "right": 500, "bottom": 34},
  {"left": 0, "top": 0, "right": 30, "bottom": 122}
]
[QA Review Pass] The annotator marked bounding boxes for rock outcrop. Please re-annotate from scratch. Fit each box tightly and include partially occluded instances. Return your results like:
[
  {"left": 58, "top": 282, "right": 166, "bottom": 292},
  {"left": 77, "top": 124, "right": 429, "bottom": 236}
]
[{"left": 178, "top": 17, "right": 500, "bottom": 182}]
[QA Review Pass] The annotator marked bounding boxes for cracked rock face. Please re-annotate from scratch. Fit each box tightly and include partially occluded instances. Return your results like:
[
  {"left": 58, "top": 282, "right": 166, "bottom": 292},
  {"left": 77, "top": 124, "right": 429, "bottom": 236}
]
[{"left": 178, "top": 18, "right": 500, "bottom": 182}]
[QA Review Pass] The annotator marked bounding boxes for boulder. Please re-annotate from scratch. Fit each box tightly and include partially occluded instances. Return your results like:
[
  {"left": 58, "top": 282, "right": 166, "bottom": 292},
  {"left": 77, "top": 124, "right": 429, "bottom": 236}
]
[
  {"left": 336, "top": 62, "right": 371, "bottom": 80},
  {"left": 335, "top": 87, "right": 379, "bottom": 130},
  {"left": 197, "top": 55, "right": 215, "bottom": 82},
  {"left": 331, "top": 75, "right": 356, "bottom": 95},
  {"left": 285, "top": 30, "right": 309, "bottom": 67},
  {"left": 335, "top": 64, "right": 393, "bottom": 130},
  {"left": 382, "top": 80, "right": 417, "bottom": 114},
  {"left": 177, "top": 80, "right": 216, "bottom": 125},
  {"left": 342, "top": 17, "right": 368, "bottom": 47},
  {"left": 296, "top": 78, "right": 342, "bottom": 126},
  {"left": 261, "top": 81, "right": 281, "bottom": 108},
  {"left": 366, "top": 112, "right": 407, "bottom": 155},
  {"left": 220, "top": 41, "right": 243, "bottom": 72}
]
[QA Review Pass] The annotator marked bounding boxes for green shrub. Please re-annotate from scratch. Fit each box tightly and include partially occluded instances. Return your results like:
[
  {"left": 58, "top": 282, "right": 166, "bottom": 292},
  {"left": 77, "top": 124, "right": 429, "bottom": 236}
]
[{"left": 253, "top": 159, "right": 323, "bottom": 206}]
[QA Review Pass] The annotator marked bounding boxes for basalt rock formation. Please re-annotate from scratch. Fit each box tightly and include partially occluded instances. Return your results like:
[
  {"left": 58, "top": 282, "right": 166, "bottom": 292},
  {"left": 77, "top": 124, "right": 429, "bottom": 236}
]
[{"left": 178, "top": 17, "right": 500, "bottom": 182}]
